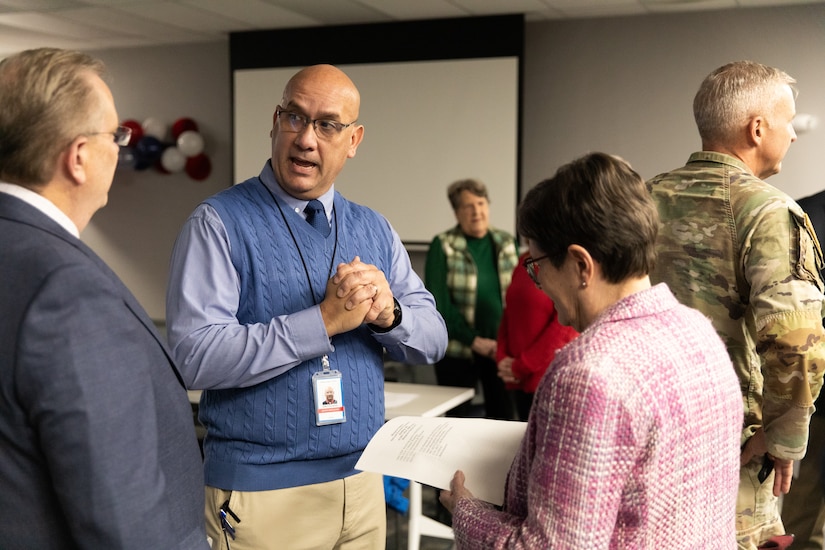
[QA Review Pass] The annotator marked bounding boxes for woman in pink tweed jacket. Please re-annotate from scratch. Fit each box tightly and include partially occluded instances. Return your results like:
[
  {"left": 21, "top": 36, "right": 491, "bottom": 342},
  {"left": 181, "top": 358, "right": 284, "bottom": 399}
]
[{"left": 440, "top": 152, "right": 743, "bottom": 549}]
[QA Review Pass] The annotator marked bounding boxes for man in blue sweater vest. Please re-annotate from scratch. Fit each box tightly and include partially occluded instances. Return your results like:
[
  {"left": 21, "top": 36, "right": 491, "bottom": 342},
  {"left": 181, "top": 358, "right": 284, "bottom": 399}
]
[{"left": 166, "top": 64, "right": 448, "bottom": 549}]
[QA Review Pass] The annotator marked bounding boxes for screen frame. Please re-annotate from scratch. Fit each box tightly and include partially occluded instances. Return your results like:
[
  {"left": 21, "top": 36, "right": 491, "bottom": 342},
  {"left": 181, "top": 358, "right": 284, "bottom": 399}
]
[{"left": 229, "top": 14, "right": 524, "bottom": 245}]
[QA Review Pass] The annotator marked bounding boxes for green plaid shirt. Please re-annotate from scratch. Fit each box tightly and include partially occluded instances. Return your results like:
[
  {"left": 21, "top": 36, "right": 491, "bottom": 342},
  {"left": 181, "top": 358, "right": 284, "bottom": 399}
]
[{"left": 426, "top": 226, "right": 519, "bottom": 359}]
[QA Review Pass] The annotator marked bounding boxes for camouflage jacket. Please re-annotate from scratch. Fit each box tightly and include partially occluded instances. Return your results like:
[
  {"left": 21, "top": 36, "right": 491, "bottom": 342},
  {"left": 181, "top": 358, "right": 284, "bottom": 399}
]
[{"left": 648, "top": 151, "right": 825, "bottom": 459}]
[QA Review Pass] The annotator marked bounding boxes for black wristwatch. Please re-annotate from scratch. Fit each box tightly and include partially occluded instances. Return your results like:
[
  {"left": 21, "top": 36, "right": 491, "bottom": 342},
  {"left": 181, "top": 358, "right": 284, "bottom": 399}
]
[{"left": 369, "top": 298, "right": 402, "bottom": 333}]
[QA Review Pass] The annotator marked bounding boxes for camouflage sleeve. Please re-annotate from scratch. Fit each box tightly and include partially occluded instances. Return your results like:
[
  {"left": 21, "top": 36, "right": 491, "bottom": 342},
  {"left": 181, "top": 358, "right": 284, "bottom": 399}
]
[{"left": 746, "top": 201, "right": 825, "bottom": 459}]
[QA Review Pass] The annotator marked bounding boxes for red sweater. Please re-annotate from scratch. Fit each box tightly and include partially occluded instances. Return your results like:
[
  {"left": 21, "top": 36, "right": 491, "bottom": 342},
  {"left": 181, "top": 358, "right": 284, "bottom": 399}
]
[{"left": 496, "top": 253, "right": 578, "bottom": 393}]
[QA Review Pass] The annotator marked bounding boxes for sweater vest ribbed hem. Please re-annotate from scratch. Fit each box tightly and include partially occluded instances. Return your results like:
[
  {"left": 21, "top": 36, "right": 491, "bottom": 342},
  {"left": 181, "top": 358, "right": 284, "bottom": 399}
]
[{"left": 203, "top": 451, "right": 362, "bottom": 491}]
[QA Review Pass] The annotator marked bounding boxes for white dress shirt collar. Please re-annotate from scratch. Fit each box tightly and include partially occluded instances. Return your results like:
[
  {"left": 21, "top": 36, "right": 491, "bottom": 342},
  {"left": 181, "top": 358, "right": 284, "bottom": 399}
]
[{"left": 0, "top": 181, "right": 79, "bottom": 238}]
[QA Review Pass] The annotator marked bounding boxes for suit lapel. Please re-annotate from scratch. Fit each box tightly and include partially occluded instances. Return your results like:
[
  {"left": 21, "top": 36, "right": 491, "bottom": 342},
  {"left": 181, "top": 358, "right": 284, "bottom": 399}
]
[{"left": 0, "top": 193, "right": 186, "bottom": 387}]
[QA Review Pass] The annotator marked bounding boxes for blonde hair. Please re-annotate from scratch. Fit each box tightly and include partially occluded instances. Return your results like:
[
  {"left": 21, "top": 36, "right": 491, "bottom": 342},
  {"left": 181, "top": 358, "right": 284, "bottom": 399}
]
[{"left": 0, "top": 48, "right": 106, "bottom": 186}]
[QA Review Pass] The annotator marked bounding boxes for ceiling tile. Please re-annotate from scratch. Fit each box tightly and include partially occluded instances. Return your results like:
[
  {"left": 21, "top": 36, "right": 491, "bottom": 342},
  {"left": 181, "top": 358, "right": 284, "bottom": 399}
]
[
  {"left": 0, "top": 11, "right": 124, "bottom": 39},
  {"left": 110, "top": 1, "right": 246, "bottom": 33},
  {"left": 642, "top": 0, "right": 737, "bottom": 12},
  {"left": 356, "top": 0, "right": 468, "bottom": 20},
  {"left": 453, "top": 0, "right": 547, "bottom": 13},
  {"left": 0, "top": 0, "right": 83, "bottom": 11},
  {"left": 739, "top": 0, "right": 825, "bottom": 5},
  {"left": 257, "top": 0, "right": 393, "bottom": 26},
  {"left": 54, "top": 6, "right": 211, "bottom": 41},
  {"left": 182, "top": 0, "right": 318, "bottom": 28},
  {"left": 559, "top": 6, "right": 647, "bottom": 16},
  {"left": 539, "top": 0, "right": 640, "bottom": 8},
  {"left": 0, "top": 0, "right": 822, "bottom": 59}
]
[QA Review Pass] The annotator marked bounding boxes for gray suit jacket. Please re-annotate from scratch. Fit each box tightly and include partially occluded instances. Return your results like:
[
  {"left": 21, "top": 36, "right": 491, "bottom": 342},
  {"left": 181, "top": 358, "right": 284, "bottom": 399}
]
[{"left": 0, "top": 193, "right": 208, "bottom": 549}]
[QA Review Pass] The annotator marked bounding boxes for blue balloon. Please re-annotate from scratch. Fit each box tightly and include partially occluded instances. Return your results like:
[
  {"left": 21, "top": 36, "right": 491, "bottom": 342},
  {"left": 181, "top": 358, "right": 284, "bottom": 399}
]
[{"left": 133, "top": 136, "right": 164, "bottom": 170}]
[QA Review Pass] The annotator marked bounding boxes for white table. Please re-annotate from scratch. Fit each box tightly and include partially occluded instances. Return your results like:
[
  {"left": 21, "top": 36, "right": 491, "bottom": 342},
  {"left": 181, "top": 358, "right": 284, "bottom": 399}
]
[
  {"left": 384, "top": 381, "right": 474, "bottom": 419},
  {"left": 186, "top": 382, "right": 473, "bottom": 420},
  {"left": 383, "top": 382, "right": 474, "bottom": 550},
  {"left": 188, "top": 381, "right": 475, "bottom": 550}
]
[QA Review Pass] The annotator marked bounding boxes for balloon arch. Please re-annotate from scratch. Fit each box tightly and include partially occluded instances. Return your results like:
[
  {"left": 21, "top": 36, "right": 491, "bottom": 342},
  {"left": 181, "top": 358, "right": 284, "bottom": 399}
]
[{"left": 118, "top": 117, "right": 211, "bottom": 181}]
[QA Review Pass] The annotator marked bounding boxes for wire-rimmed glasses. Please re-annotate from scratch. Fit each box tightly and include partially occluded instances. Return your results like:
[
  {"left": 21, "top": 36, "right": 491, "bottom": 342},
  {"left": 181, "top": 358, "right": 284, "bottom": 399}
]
[
  {"left": 523, "top": 254, "right": 548, "bottom": 285},
  {"left": 87, "top": 125, "right": 132, "bottom": 146},
  {"left": 275, "top": 107, "right": 357, "bottom": 140}
]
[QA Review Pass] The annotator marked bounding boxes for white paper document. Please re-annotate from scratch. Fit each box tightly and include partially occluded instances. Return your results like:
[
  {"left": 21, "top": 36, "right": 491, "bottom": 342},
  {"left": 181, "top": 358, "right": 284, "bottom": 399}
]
[{"left": 355, "top": 416, "right": 527, "bottom": 506}]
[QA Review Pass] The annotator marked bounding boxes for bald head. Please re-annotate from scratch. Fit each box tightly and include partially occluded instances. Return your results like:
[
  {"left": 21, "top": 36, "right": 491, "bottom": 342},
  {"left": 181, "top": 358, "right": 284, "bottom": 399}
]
[
  {"left": 282, "top": 64, "right": 361, "bottom": 121},
  {"left": 271, "top": 63, "right": 365, "bottom": 200}
]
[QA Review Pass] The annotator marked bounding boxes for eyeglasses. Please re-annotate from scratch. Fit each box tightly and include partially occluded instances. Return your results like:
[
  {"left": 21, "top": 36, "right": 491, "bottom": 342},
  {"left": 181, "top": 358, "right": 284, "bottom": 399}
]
[
  {"left": 523, "top": 254, "right": 548, "bottom": 285},
  {"left": 87, "top": 126, "right": 132, "bottom": 146},
  {"left": 276, "top": 107, "right": 357, "bottom": 140}
]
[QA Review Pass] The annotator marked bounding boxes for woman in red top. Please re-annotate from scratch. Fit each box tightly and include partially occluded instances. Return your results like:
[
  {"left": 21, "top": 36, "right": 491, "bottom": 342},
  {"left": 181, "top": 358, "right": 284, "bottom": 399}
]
[{"left": 496, "top": 249, "right": 578, "bottom": 420}]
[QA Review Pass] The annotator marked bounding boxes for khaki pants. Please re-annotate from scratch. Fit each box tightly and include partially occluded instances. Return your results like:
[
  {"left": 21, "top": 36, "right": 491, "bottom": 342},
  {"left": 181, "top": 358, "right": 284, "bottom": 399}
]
[
  {"left": 205, "top": 472, "right": 386, "bottom": 550},
  {"left": 737, "top": 456, "right": 786, "bottom": 549}
]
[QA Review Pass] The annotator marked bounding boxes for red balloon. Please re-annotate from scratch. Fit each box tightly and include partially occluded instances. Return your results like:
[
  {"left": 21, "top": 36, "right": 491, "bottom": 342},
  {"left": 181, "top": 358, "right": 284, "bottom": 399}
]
[
  {"left": 185, "top": 153, "right": 211, "bottom": 181},
  {"left": 172, "top": 117, "right": 199, "bottom": 140},
  {"left": 120, "top": 119, "right": 143, "bottom": 147}
]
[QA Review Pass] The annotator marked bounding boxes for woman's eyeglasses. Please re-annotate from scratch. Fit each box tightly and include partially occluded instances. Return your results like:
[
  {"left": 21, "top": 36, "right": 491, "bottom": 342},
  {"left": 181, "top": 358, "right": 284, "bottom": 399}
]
[{"left": 523, "top": 254, "right": 548, "bottom": 285}]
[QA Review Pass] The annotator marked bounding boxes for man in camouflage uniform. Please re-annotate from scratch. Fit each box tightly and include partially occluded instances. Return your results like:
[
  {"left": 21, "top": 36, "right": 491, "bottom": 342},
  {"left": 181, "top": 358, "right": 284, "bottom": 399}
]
[{"left": 648, "top": 60, "right": 825, "bottom": 550}]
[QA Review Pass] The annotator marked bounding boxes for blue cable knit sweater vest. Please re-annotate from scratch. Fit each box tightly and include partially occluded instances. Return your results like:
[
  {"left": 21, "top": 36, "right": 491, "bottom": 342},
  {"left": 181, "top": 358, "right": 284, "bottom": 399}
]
[{"left": 201, "top": 177, "right": 391, "bottom": 491}]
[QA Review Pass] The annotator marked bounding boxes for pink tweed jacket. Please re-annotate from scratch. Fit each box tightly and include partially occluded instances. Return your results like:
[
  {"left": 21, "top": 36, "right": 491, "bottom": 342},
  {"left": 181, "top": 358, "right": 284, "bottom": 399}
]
[{"left": 452, "top": 283, "right": 742, "bottom": 549}]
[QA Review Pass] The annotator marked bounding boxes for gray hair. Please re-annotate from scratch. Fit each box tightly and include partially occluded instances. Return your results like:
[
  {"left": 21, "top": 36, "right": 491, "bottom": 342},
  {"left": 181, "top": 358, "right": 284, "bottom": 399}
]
[
  {"left": 693, "top": 60, "right": 796, "bottom": 146},
  {"left": 447, "top": 178, "right": 488, "bottom": 211}
]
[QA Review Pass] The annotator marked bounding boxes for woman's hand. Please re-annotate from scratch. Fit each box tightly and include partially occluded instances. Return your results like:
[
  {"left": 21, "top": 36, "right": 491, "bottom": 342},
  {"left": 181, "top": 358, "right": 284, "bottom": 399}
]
[
  {"left": 471, "top": 337, "right": 497, "bottom": 359},
  {"left": 439, "top": 470, "right": 475, "bottom": 514},
  {"left": 497, "top": 356, "right": 519, "bottom": 384}
]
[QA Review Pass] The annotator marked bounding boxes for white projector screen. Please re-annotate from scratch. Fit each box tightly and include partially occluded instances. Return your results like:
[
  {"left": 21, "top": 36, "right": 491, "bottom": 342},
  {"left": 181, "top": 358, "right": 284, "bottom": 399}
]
[
  {"left": 233, "top": 57, "right": 518, "bottom": 244},
  {"left": 230, "top": 15, "right": 523, "bottom": 245}
]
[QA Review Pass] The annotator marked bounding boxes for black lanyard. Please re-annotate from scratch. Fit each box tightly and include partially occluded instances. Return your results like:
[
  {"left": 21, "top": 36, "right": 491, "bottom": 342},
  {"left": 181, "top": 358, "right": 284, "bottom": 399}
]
[{"left": 259, "top": 177, "right": 339, "bottom": 305}]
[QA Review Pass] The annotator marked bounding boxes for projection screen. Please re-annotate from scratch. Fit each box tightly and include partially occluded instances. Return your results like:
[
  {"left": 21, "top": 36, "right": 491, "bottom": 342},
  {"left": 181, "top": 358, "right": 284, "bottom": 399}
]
[{"left": 230, "top": 15, "right": 523, "bottom": 245}]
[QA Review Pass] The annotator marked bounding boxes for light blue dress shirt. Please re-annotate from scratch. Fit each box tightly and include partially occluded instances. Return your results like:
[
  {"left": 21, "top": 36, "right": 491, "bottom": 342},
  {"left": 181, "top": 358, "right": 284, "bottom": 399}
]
[{"left": 166, "top": 162, "right": 446, "bottom": 389}]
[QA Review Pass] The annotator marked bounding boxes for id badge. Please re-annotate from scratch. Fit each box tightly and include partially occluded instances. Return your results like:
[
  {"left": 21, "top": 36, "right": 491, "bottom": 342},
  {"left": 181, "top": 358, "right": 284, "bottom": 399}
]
[{"left": 312, "top": 356, "right": 345, "bottom": 426}]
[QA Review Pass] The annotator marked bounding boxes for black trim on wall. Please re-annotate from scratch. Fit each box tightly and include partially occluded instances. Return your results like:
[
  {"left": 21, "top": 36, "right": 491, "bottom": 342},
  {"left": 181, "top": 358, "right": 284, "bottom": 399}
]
[{"left": 229, "top": 14, "right": 523, "bottom": 69}]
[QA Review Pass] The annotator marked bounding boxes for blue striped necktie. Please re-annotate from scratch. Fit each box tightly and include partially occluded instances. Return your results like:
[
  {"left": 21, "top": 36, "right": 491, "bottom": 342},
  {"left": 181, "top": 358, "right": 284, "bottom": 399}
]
[{"left": 304, "top": 199, "right": 330, "bottom": 237}]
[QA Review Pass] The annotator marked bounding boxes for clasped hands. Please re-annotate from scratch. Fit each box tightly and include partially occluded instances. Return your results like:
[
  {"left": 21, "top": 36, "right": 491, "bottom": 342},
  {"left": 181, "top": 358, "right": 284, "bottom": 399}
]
[{"left": 320, "top": 256, "right": 396, "bottom": 337}]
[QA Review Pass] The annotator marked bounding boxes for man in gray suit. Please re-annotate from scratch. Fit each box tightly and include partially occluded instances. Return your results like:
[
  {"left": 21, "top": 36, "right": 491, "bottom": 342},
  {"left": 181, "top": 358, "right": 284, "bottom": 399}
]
[{"left": 0, "top": 48, "right": 209, "bottom": 549}]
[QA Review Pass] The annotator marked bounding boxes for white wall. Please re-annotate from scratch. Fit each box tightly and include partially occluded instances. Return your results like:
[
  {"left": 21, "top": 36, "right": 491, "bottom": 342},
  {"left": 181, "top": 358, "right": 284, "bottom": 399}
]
[
  {"left": 522, "top": 5, "right": 825, "bottom": 200},
  {"left": 82, "top": 41, "right": 231, "bottom": 320},
  {"left": 233, "top": 58, "right": 519, "bottom": 244},
  {"left": 80, "top": 4, "right": 825, "bottom": 320}
]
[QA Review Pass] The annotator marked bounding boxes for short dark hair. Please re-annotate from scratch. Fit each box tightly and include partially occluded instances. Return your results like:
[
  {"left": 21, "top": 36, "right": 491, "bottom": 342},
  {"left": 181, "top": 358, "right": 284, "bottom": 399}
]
[{"left": 518, "top": 152, "right": 658, "bottom": 284}]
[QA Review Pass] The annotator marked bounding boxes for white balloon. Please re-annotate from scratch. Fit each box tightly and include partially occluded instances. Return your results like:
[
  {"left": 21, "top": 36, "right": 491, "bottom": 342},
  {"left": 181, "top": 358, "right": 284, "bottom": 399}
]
[
  {"left": 160, "top": 146, "right": 186, "bottom": 173},
  {"left": 142, "top": 117, "right": 167, "bottom": 140},
  {"left": 176, "top": 130, "right": 204, "bottom": 157}
]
